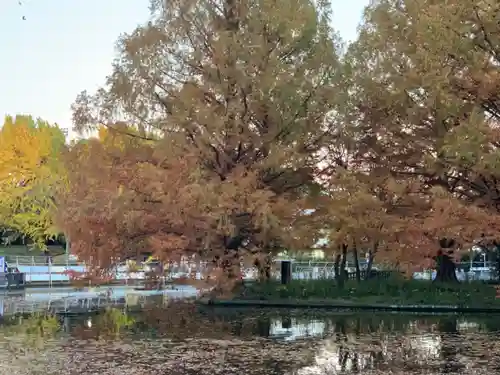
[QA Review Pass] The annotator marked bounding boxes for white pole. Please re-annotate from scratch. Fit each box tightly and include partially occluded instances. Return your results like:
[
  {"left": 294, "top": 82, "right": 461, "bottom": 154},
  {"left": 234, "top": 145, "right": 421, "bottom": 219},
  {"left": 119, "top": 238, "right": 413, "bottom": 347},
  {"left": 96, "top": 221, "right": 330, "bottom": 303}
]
[{"left": 49, "top": 257, "right": 52, "bottom": 288}]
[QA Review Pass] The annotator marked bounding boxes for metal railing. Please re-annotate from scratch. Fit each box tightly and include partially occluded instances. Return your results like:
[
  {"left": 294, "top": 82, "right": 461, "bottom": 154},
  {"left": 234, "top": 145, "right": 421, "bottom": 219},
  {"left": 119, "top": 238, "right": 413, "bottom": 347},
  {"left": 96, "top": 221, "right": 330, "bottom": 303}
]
[
  {"left": 414, "top": 261, "right": 500, "bottom": 282},
  {"left": 456, "top": 261, "right": 497, "bottom": 271},
  {"left": 2, "top": 295, "right": 159, "bottom": 315},
  {"left": 7, "top": 257, "right": 498, "bottom": 284},
  {"left": 288, "top": 261, "right": 377, "bottom": 280},
  {"left": 417, "top": 261, "right": 498, "bottom": 274},
  {"left": 1, "top": 288, "right": 197, "bottom": 316},
  {"left": 2, "top": 258, "right": 388, "bottom": 285},
  {"left": 6, "top": 256, "right": 77, "bottom": 267}
]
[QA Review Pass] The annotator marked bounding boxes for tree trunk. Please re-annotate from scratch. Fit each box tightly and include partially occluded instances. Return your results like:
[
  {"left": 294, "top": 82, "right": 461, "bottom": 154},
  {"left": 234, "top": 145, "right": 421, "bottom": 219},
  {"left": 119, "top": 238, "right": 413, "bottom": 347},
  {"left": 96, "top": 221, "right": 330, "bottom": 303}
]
[
  {"left": 335, "top": 244, "right": 348, "bottom": 287},
  {"left": 213, "top": 249, "right": 241, "bottom": 294},
  {"left": 493, "top": 241, "right": 500, "bottom": 282},
  {"left": 222, "top": 255, "right": 240, "bottom": 280},
  {"left": 352, "top": 245, "right": 361, "bottom": 282},
  {"left": 434, "top": 253, "right": 459, "bottom": 282},
  {"left": 264, "top": 255, "right": 271, "bottom": 280},
  {"left": 434, "top": 238, "right": 459, "bottom": 283},
  {"left": 254, "top": 253, "right": 272, "bottom": 282},
  {"left": 334, "top": 253, "right": 341, "bottom": 285},
  {"left": 364, "top": 249, "right": 375, "bottom": 280},
  {"left": 210, "top": 252, "right": 241, "bottom": 298},
  {"left": 65, "top": 234, "right": 70, "bottom": 264},
  {"left": 340, "top": 244, "right": 347, "bottom": 276}
]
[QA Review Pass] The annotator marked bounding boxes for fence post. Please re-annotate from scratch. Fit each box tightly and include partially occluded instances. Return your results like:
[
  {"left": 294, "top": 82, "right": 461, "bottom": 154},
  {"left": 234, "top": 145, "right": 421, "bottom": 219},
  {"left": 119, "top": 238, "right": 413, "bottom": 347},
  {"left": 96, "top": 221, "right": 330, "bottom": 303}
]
[{"left": 281, "top": 260, "right": 292, "bottom": 284}]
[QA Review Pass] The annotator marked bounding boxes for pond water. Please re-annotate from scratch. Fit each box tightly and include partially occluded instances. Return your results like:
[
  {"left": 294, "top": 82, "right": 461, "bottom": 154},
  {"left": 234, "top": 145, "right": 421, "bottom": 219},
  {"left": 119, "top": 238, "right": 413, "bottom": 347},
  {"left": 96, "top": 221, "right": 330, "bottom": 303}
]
[{"left": 3, "top": 305, "right": 500, "bottom": 374}]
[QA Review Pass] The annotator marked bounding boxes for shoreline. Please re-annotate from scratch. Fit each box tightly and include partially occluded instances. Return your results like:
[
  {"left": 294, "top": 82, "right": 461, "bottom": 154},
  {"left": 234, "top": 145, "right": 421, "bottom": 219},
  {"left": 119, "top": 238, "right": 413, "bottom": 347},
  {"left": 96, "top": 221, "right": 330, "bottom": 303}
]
[{"left": 197, "top": 298, "right": 500, "bottom": 313}]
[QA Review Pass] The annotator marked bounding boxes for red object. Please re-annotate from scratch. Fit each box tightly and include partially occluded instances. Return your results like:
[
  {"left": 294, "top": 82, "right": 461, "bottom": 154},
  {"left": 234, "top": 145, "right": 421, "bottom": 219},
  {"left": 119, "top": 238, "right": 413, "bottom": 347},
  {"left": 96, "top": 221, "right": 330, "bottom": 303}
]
[
  {"left": 495, "top": 286, "right": 500, "bottom": 299},
  {"left": 65, "top": 269, "right": 84, "bottom": 280}
]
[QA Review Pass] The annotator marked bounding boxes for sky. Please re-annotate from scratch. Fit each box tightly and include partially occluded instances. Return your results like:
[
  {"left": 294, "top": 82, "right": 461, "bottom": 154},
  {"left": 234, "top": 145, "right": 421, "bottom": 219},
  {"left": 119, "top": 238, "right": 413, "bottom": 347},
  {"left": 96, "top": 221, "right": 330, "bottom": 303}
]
[{"left": 0, "top": 0, "right": 368, "bottom": 140}]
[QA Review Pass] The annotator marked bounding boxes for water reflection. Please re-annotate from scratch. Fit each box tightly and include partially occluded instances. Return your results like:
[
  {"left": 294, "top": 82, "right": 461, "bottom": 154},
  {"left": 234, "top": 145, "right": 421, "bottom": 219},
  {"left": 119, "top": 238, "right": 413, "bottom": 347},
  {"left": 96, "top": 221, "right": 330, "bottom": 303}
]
[{"left": 4, "top": 307, "right": 500, "bottom": 374}]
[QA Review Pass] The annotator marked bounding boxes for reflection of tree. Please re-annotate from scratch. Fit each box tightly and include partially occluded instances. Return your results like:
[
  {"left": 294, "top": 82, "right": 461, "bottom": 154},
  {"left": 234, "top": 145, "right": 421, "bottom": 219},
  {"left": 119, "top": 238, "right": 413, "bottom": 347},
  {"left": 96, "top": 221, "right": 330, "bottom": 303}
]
[
  {"left": 11, "top": 309, "right": 500, "bottom": 374},
  {"left": 335, "top": 318, "right": 348, "bottom": 371},
  {"left": 0, "top": 313, "right": 60, "bottom": 348},
  {"left": 303, "top": 318, "right": 376, "bottom": 374},
  {"left": 296, "top": 315, "right": 455, "bottom": 374},
  {"left": 438, "top": 318, "right": 465, "bottom": 373},
  {"left": 95, "top": 308, "right": 135, "bottom": 339},
  {"left": 256, "top": 316, "right": 271, "bottom": 337},
  {"left": 337, "top": 317, "right": 392, "bottom": 372},
  {"left": 0, "top": 313, "right": 62, "bottom": 373}
]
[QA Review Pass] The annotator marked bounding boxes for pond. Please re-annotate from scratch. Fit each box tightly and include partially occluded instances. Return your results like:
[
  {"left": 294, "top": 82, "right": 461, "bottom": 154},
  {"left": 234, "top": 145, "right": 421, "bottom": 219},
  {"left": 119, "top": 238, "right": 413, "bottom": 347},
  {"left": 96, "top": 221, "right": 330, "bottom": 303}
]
[{"left": 3, "top": 305, "right": 500, "bottom": 374}]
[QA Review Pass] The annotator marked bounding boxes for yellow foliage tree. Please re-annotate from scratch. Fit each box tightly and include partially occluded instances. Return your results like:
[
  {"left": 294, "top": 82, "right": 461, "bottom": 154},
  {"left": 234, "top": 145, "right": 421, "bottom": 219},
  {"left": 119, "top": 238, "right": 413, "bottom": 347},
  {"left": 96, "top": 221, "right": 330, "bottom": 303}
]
[{"left": 0, "top": 115, "right": 67, "bottom": 249}]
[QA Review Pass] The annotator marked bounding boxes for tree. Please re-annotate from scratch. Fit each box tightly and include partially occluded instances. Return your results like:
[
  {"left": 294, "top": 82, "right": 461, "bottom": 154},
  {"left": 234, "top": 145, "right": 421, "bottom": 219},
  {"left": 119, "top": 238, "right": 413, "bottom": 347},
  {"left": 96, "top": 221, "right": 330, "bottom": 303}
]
[
  {"left": 319, "top": 172, "right": 401, "bottom": 283},
  {"left": 60, "top": 129, "right": 313, "bottom": 290},
  {"left": 336, "top": 0, "right": 500, "bottom": 280},
  {"left": 0, "top": 115, "right": 67, "bottom": 249},
  {"left": 66, "top": 0, "right": 342, "bottom": 283},
  {"left": 58, "top": 130, "right": 178, "bottom": 277}
]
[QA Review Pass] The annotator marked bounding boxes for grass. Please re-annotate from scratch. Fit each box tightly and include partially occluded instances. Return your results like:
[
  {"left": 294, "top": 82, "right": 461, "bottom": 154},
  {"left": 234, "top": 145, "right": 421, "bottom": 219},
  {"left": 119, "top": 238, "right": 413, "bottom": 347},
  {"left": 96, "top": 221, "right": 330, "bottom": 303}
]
[{"left": 233, "top": 277, "right": 500, "bottom": 307}]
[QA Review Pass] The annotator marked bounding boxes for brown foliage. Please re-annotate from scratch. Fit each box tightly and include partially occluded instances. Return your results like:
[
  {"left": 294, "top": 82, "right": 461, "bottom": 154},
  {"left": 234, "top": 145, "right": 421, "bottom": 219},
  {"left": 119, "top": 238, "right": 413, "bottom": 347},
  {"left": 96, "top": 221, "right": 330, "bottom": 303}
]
[
  {"left": 327, "top": 0, "right": 500, "bottom": 270},
  {"left": 62, "top": 0, "right": 340, "bottom": 284},
  {"left": 60, "top": 0, "right": 500, "bottom": 277},
  {"left": 58, "top": 131, "right": 309, "bottom": 288}
]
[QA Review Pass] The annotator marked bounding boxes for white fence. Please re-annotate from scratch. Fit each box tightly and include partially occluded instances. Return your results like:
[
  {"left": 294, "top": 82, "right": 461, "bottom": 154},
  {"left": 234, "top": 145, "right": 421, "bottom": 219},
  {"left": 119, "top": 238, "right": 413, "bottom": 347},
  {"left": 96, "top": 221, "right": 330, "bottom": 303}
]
[
  {"left": 6, "top": 256, "right": 77, "bottom": 267},
  {"left": 2, "top": 258, "right": 383, "bottom": 285},
  {"left": 413, "top": 261, "right": 498, "bottom": 281},
  {"left": 1, "top": 262, "right": 307, "bottom": 285},
  {"left": 18, "top": 257, "right": 496, "bottom": 284}
]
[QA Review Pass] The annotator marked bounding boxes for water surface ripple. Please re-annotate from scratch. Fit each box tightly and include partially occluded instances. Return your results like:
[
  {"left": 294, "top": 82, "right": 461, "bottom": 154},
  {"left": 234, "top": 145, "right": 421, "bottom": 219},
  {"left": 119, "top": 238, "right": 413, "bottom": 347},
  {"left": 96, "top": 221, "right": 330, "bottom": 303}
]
[{"left": 2, "top": 309, "right": 500, "bottom": 374}]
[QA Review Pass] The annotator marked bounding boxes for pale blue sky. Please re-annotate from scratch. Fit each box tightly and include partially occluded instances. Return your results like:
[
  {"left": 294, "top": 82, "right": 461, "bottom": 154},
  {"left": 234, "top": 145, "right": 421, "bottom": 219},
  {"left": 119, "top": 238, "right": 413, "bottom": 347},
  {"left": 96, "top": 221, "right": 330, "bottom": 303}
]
[{"left": 0, "top": 0, "right": 368, "bottom": 139}]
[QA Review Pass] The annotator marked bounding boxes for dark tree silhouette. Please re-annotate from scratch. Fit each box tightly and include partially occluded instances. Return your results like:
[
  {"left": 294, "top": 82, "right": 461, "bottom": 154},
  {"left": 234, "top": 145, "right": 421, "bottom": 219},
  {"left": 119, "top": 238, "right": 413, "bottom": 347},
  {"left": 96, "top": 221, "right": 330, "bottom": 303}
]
[{"left": 434, "top": 238, "right": 458, "bottom": 283}]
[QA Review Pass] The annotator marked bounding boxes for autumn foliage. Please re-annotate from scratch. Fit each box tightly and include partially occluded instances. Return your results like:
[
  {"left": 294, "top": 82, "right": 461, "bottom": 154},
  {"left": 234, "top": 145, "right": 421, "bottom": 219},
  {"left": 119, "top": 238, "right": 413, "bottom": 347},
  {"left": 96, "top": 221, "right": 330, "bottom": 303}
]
[
  {"left": 3, "top": 0, "right": 500, "bottom": 286},
  {"left": 56, "top": 0, "right": 500, "bottom": 284},
  {"left": 335, "top": 0, "right": 500, "bottom": 275},
  {"left": 60, "top": 0, "right": 338, "bottom": 285},
  {"left": 58, "top": 127, "right": 310, "bottom": 287},
  {"left": 0, "top": 115, "right": 66, "bottom": 249}
]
